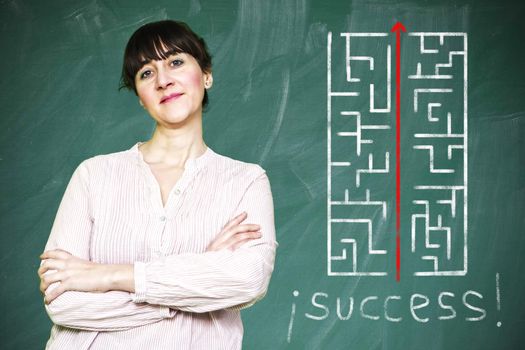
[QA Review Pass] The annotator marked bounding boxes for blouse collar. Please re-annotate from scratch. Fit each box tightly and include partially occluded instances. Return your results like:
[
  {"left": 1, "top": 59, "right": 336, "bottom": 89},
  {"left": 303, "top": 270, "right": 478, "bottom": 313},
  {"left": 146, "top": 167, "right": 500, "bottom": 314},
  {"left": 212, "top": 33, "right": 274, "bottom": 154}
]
[{"left": 130, "top": 142, "right": 215, "bottom": 171}]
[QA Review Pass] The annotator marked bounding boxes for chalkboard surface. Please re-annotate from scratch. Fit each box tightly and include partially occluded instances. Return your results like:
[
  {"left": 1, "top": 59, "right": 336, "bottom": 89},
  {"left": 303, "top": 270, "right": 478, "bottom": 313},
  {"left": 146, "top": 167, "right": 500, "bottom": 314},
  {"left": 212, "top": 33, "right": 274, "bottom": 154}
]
[{"left": 1, "top": 0, "right": 524, "bottom": 349}]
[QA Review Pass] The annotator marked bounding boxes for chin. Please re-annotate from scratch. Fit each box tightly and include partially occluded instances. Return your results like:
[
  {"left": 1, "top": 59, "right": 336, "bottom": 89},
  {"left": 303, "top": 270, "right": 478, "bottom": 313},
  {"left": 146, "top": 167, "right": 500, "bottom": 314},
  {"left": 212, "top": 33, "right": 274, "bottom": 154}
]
[
  {"left": 150, "top": 105, "right": 201, "bottom": 126},
  {"left": 158, "top": 113, "right": 195, "bottom": 126}
]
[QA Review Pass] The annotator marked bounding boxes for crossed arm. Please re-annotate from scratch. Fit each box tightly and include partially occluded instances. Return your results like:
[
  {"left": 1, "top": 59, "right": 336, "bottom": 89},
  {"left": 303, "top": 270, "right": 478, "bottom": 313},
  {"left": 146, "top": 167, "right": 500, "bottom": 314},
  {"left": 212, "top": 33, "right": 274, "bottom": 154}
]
[
  {"left": 38, "top": 211, "right": 261, "bottom": 303},
  {"left": 38, "top": 163, "right": 276, "bottom": 331}
]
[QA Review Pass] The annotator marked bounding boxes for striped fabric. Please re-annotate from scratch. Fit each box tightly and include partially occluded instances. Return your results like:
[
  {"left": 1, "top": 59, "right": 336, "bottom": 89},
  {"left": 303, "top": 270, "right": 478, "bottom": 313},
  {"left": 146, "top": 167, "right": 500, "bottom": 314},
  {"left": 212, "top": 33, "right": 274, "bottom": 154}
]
[{"left": 43, "top": 143, "right": 277, "bottom": 349}]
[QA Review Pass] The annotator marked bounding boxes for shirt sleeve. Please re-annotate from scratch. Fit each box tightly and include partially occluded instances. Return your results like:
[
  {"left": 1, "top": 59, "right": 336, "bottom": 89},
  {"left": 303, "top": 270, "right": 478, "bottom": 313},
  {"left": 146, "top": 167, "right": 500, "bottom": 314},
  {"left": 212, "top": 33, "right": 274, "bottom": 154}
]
[
  {"left": 43, "top": 161, "right": 175, "bottom": 331},
  {"left": 131, "top": 171, "right": 278, "bottom": 313}
]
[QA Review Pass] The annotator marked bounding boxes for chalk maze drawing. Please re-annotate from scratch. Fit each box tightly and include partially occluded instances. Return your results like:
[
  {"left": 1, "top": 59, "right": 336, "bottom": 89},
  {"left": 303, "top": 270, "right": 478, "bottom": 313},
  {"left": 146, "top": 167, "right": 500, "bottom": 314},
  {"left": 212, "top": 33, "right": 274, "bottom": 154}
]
[{"left": 327, "top": 31, "right": 468, "bottom": 277}]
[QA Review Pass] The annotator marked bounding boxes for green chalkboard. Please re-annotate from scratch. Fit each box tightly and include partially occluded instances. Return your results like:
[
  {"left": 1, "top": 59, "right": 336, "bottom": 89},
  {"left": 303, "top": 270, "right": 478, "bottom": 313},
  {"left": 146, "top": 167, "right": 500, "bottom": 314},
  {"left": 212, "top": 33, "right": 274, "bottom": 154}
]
[{"left": 1, "top": 0, "right": 524, "bottom": 349}]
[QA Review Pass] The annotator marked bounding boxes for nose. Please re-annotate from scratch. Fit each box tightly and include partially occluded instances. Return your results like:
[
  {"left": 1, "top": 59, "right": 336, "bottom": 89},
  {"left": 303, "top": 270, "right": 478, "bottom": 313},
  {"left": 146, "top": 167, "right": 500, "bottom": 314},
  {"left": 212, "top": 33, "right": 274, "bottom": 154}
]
[{"left": 155, "top": 67, "right": 173, "bottom": 90}]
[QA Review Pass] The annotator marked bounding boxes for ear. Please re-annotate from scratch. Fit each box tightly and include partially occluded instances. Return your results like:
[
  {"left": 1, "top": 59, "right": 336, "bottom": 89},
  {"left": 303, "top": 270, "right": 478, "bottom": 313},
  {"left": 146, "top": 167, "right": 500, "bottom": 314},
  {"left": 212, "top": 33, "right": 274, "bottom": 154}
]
[{"left": 204, "top": 72, "right": 213, "bottom": 89}]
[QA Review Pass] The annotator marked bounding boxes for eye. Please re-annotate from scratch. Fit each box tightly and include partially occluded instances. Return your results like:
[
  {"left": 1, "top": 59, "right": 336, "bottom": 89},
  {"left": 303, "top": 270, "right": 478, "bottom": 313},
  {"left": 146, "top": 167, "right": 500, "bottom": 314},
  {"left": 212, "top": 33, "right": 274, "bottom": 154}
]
[
  {"left": 139, "top": 69, "right": 152, "bottom": 80},
  {"left": 169, "top": 58, "right": 184, "bottom": 67}
]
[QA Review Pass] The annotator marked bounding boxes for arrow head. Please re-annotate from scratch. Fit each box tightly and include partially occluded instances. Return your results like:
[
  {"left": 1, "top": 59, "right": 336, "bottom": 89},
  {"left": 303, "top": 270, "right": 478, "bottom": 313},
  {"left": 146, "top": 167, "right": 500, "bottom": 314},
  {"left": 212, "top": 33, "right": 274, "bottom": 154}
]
[{"left": 391, "top": 22, "right": 407, "bottom": 33}]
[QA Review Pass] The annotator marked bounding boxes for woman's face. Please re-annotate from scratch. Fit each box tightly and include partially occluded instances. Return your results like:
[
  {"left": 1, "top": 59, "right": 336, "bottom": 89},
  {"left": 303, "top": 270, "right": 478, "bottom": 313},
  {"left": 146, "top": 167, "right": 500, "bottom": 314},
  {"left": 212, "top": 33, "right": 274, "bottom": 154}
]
[{"left": 135, "top": 51, "right": 212, "bottom": 127}]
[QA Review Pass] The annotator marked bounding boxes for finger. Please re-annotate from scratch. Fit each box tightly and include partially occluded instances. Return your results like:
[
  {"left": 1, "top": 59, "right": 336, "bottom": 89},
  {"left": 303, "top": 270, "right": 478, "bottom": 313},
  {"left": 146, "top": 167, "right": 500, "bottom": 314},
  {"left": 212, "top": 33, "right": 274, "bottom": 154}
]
[
  {"left": 230, "top": 224, "right": 261, "bottom": 235},
  {"left": 41, "top": 249, "right": 71, "bottom": 260},
  {"left": 211, "top": 218, "right": 251, "bottom": 245},
  {"left": 45, "top": 283, "right": 67, "bottom": 304},
  {"left": 217, "top": 223, "right": 261, "bottom": 244},
  {"left": 213, "top": 224, "right": 261, "bottom": 249},
  {"left": 38, "top": 260, "right": 52, "bottom": 277},
  {"left": 40, "top": 249, "right": 71, "bottom": 260},
  {"left": 232, "top": 232, "right": 262, "bottom": 250},
  {"left": 207, "top": 229, "right": 261, "bottom": 252},
  {"left": 38, "top": 260, "right": 55, "bottom": 276},
  {"left": 37, "top": 264, "right": 46, "bottom": 278},
  {"left": 225, "top": 231, "right": 262, "bottom": 248},
  {"left": 220, "top": 212, "right": 247, "bottom": 232},
  {"left": 38, "top": 259, "right": 64, "bottom": 276},
  {"left": 40, "top": 272, "right": 64, "bottom": 293}
]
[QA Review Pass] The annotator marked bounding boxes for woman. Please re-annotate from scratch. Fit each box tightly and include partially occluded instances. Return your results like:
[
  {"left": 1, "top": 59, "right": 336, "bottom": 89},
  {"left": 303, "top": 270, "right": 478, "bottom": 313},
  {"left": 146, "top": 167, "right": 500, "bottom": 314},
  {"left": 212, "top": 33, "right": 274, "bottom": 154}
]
[{"left": 38, "top": 20, "right": 277, "bottom": 349}]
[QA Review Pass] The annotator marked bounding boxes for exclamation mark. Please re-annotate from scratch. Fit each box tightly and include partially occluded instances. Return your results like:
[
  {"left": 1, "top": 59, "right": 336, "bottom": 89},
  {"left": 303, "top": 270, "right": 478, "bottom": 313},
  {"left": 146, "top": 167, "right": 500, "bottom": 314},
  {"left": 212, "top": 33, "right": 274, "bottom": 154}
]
[
  {"left": 287, "top": 290, "right": 299, "bottom": 343},
  {"left": 496, "top": 273, "right": 502, "bottom": 327}
]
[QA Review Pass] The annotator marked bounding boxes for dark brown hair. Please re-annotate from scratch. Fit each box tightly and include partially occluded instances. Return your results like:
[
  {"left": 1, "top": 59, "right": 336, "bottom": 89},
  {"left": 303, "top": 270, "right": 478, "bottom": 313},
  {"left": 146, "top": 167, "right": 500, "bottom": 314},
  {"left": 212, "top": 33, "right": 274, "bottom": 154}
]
[{"left": 120, "top": 20, "right": 212, "bottom": 108}]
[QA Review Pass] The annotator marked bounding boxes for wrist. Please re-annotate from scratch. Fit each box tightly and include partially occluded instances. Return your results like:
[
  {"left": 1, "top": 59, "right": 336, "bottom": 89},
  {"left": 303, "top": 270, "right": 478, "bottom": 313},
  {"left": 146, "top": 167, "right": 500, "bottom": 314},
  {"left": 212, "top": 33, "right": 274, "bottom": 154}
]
[{"left": 105, "top": 264, "right": 135, "bottom": 292}]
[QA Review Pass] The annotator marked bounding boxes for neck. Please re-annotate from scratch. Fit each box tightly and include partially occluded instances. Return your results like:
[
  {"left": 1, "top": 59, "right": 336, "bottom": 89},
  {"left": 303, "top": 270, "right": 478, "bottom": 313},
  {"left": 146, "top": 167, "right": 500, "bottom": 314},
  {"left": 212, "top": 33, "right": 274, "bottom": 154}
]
[{"left": 139, "top": 114, "right": 207, "bottom": 168}]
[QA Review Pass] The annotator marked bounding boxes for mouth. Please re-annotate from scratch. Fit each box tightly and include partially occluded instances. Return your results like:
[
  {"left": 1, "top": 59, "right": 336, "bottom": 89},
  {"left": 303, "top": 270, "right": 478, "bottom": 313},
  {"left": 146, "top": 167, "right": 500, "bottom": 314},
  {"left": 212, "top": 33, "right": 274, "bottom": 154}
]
[{"left": 160, "top": 93, "right": 183, "bottom": 104}]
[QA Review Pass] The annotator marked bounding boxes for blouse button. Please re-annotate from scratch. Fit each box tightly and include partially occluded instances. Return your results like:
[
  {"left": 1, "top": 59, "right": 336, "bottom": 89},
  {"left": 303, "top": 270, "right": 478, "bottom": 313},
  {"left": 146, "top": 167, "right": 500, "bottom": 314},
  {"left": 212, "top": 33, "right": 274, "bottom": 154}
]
[
  {"left": 174, "top": 189, "right": 181, "bottom": 195},
  {"left": 160, "top": 216, "right": 167, "bottom": 222}
]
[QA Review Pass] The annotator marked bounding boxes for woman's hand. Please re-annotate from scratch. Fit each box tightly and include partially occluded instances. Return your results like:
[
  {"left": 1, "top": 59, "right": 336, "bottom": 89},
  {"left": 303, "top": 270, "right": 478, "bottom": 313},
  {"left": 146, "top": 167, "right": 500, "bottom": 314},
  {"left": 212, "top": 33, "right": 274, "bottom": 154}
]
[
  {"left": 206, "top": 212, "right": 262, "bottom": 252},
  {"left": 38, "top": 250, "right": 131, "bottom": 304}
]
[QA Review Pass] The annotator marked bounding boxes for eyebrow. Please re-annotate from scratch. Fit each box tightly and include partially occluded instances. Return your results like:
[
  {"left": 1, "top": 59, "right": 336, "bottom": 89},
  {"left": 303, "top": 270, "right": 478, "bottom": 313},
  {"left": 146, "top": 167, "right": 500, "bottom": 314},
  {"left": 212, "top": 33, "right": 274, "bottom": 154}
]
[{"left": 139, "top": 49, "right": 182, "bottom": 66}]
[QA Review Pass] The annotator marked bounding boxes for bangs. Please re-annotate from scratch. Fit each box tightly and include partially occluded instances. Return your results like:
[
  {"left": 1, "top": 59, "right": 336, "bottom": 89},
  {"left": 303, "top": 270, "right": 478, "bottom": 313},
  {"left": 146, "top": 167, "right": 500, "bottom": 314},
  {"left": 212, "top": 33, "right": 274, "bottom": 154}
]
[
  {"left": 136, "top": 40, "right": 183, "bottom": 66},
  {"left": 125, "top": 36, "right": 188, "bottom": 81}
]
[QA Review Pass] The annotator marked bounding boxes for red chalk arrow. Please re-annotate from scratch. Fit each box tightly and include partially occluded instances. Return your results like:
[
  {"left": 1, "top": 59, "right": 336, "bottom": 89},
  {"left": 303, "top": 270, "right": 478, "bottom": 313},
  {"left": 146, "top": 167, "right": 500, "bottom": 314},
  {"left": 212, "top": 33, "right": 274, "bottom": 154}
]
[{"left": 391, "top": 22, "right": 406, "bottom": 282}]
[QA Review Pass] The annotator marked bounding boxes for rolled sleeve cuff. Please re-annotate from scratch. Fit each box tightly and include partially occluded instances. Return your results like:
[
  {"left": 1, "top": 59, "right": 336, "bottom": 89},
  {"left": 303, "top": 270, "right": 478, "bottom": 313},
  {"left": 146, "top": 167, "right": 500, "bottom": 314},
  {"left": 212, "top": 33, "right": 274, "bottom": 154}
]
[
  {"left": 131, "top": 261, "right": 147, "bottom": 303},
  {"left": 159, "top": 305, "right": 174, "bottom": 318}
]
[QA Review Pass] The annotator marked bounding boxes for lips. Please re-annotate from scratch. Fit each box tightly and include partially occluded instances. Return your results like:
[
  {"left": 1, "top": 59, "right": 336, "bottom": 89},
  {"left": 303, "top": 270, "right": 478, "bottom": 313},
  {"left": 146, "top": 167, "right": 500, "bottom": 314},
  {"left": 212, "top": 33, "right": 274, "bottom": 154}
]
[{"left": 160, "top": 92, "right": 183, "bottom": 104}]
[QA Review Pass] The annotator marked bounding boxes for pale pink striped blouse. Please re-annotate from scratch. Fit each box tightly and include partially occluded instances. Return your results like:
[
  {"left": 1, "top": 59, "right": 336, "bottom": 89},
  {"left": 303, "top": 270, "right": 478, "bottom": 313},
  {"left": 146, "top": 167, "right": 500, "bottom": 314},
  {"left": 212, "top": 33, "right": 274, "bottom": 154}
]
[{"left": 43, "top": 143, "right": 277, "bottom": 349}]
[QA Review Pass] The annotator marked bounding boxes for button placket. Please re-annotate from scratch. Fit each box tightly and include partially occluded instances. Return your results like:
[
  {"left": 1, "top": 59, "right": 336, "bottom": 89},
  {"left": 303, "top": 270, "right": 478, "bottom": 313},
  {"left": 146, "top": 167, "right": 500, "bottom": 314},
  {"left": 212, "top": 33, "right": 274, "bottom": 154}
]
[
  {"left": 133, "top": 143, "right": 213, "bottom": 262},
  {"left": 154, "top": 213, "right": 168, "bottom": 258}
]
